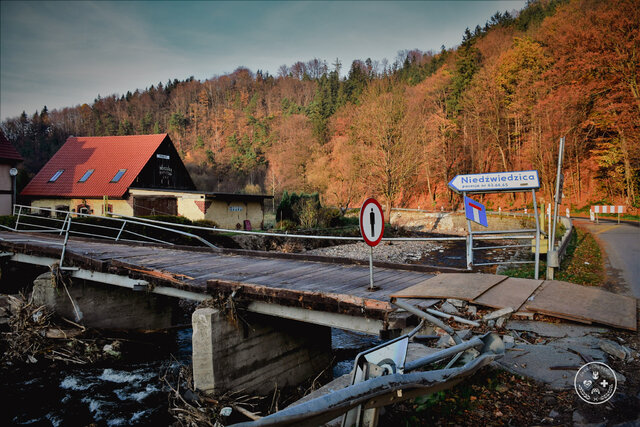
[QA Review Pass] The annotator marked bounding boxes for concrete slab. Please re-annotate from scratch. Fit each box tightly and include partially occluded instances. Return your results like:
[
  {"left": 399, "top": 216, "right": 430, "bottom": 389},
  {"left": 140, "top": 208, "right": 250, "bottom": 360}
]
[
  {"left": 498, "top": 344, "right": 592, "bottom": 390},
  {"left": 496, "top": 335, "right": 628, "bottom": 390},
  {"left": 506, "top": 320, "right": 609, "bottom": 338}
]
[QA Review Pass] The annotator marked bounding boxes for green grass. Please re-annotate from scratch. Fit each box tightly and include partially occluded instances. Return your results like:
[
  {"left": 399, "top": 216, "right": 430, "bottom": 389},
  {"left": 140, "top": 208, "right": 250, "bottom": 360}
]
[{"left": 501, "top": 227, "right": 604, "bottom": 285}]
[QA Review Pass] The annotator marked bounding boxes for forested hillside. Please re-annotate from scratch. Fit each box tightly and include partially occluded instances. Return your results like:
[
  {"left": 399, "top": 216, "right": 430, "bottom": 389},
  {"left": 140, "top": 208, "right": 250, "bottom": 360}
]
[{"left": 2, "top": 0, "right": 638, "bottom": 212}]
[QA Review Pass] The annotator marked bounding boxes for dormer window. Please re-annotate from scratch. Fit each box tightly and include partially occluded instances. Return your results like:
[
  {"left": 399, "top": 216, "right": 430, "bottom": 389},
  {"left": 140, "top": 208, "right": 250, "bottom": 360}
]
[
  {"left": 49, "top": 169, "right": 64, "bottom": 182},
  {"left": 110, "top": 169, "right": 127, "bottom": 183},
  {"left": 78, "top": 169, "right": 94, "bottom": 183}
]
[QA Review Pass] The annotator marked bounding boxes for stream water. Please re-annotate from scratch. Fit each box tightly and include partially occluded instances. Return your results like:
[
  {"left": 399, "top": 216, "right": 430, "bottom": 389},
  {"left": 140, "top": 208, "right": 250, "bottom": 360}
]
[{"left": 1, "top": 327, "right": 377, "bottom": 426}]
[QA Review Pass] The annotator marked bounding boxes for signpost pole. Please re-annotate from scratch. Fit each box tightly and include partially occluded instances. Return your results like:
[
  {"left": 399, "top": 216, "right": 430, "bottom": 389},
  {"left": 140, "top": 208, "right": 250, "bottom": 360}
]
[
  {"left": 548, "top": 137, "right": 565, "bottom": 280},
  {"left": 369, "top": 245, "right": 374, "bottom": 291},
  {"left": 532, "top": 189, "right": 540, "bottom": 280},
  {"left": 463, "top": 192, "right": 473, "bottom": 270}
]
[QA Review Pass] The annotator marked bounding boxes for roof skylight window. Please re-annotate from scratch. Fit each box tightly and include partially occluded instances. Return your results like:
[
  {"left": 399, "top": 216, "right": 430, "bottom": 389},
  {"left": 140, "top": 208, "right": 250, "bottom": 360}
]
[
  {"left": 49, "top": 169, "right": 64, "bottom": 182},
  {"left": 110, "top": 169, "right": 127, "bottom": 183},
  {"left": 78, "top": 169, "right": 94, "bottom": 183}
]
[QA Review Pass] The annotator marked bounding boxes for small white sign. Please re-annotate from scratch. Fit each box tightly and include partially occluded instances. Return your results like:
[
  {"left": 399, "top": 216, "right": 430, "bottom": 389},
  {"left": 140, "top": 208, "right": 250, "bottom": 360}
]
[{"left": 229, "top": 206, "right": 243, "bottom": 212}]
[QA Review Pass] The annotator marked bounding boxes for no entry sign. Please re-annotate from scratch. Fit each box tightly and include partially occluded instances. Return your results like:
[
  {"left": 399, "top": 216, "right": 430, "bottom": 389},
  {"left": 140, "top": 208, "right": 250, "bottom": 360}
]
[{"left": 359, "top": 198, "right": 384, "bottom": 247}]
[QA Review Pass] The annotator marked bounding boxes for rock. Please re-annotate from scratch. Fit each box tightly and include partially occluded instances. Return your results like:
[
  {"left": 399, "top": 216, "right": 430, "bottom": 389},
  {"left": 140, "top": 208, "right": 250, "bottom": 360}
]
[
  {"left": 436, "top": 334, "right": 454, "bottom": 348},
  {"left": 573, "top": 410, "right": 587, "bottom": 424},
  {"left": 549, "top": 409, "right": 560, "bottom": 418},
  {"left": 446, "top": 298, "right": 466, "bottom": 309},
  {"left": 600, "top": 339, "right": 632, "bottom": 361},
  {"left": 502, "top": 335, "right": 515, "bottom": 348},
  {"left": 439, "top": 302, "right": 460, "bottom": 315},
  {"left": 496, "top": 317, "right": 506, "bottom": 328},
  {"left": 466, "top": 305, "right": 477, "bottom": 316},
  {"left": 436, "top": 329, "right": 471, "bottom": 347},
  {"left": 487, "top": 320, "right": 495, "bottom": 328},
  {"left": 483, "top": 307, "right": 514, "bottom": 321}
]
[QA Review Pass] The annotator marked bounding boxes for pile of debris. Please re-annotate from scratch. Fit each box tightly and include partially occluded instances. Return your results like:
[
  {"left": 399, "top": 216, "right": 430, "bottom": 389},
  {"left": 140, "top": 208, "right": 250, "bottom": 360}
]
[{"left": 0, "top": 293, "right": 123, "bottom": 367}]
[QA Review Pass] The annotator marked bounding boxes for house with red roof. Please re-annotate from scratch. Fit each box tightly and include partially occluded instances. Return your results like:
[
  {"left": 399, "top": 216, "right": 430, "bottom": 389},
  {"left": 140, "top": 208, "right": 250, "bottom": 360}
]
[
  {"left": 0, "top": 130, "right": 24, "bottom": 215},
  {"left": 21, "top": 134, "right": 271, "bottom": 229}
]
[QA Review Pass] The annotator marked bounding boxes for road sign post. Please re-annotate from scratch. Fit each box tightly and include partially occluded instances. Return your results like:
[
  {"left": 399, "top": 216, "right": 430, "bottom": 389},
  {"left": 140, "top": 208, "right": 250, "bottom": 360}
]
[
  {"left": 449, "top": 170, "right": 542, "bottom": 279},
  {"left": 359, "top": 198, "right": 384, "bottom": 291}
]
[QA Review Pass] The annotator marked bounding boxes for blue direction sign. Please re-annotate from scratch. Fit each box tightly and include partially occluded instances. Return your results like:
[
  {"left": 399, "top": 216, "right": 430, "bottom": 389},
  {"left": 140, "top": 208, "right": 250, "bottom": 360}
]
[
  {"left": 464, "top": 196, "right": 488, "bottom": 227},
  {"left": 449, "top": 170, "right": 540, "bottom": 194}
]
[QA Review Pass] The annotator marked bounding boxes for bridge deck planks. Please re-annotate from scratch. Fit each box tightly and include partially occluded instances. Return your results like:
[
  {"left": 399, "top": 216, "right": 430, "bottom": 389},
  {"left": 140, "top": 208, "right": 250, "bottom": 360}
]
[{"left": 0, "top": 232, "right": 440, "bottom": 319}]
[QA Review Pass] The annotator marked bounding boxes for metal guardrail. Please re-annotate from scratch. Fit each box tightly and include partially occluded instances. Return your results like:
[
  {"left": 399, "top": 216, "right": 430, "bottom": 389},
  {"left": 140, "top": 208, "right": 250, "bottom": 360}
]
[
  {"left": 9, "top": 205, "right": 218, "bottom": 269},
  {"left": 7, "top": 204, "right": 545, "bottom": 270}
]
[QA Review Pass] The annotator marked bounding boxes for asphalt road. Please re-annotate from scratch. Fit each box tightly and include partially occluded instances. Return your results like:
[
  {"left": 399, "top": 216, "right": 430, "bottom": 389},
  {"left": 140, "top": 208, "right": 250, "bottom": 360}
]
[{"left": 574, "top": 218, "right": 640, "bottom": 298}]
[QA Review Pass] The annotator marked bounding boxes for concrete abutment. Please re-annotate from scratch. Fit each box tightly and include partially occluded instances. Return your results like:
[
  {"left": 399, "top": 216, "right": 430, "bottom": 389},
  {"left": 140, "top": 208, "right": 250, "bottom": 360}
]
[
  {"left": 31, "top": 272, "right": 177, "bottom": 330},
  {"left": 192, "top": 307, "right": 332, "bottom": 395}
]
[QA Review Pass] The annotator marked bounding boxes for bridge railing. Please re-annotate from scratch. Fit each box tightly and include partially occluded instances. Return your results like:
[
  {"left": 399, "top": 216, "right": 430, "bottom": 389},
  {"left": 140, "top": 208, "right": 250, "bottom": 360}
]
[
  {"left": 6, "top": 204, "right": 544, "bottom": 270},
  {"left": 7, "top": 205, "right": 218, "bottom": 268}
]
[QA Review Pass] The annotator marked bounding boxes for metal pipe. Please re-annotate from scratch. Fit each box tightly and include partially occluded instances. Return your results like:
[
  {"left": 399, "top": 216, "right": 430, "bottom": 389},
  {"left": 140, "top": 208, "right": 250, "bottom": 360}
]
[
  {"left": 470, "top": 228, "right": 538, "bottom": 235},
  {"left": 392, "top": 299, "right": 462, "bottom": 345},
  {"left": 404, "top": 336, "right": 484, "bottom": 371},
  {"left": 14, "top": 205, "right": 22, "bottom": 231},
  {"left": 548, "top": 136, "right": 565, "bottom": 280},
  {"left": 472, "top": 244, "right": 532, "bottom": 250},
  {"left": 473, "top": 260, "right": 535, "bottom": 266},
  {"left": 532, "top": 189, "right": 540, "bottom": 280},
  {"left": 115, "top": 220, "right": 127, "bottom": 241},
  {"left": 59, "top": 216, "right": 72, "bottom": 267},
  {"left": 368, "top": 245, "right": 374, "bottom": 290},
  {"left": 424, "top": 308, "right": 480, "bottom": 327}
]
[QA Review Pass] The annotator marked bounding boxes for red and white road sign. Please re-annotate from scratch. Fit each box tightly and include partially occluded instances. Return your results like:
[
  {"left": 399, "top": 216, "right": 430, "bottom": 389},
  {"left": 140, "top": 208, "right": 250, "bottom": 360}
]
[
  {"left": 592, "top": 205, "right": 625, "bottom": 214},
  {"left": 359, "top": 198, "right": 384, "bottom": 247}
]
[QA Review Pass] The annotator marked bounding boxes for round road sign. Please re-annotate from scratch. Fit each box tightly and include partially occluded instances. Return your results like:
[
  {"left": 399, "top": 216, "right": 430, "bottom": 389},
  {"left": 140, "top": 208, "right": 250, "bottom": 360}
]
[{"left": 359, "top": 198, "right": 384, "bottom": 247}]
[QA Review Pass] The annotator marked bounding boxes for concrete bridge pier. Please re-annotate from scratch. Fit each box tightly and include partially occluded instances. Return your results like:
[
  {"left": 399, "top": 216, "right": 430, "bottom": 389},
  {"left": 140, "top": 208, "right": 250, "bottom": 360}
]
[{"left": 192, "top": 307, "right": 332, "bottom": 395}]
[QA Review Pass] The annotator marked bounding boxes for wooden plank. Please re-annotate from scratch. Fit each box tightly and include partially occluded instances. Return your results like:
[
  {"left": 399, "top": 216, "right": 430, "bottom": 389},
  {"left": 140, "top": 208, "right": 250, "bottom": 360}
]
[
  {"left": 206, "top": 279, "right": 392, "bottom": 319},
  {"left": 524, "top": 280, "right": 637, "bottom": 331},
  {"left": 473, "top": 277, "right": 543, "bottom": 311},
  {"left": 390, "top": 273, "right": 508, "bottom": 301}
]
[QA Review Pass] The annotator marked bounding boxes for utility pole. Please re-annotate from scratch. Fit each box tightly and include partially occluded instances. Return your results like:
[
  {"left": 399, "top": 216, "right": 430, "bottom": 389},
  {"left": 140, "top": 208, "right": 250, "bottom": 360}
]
[{"left": 547, "top": 137, "right": 565, "bottom": 279}]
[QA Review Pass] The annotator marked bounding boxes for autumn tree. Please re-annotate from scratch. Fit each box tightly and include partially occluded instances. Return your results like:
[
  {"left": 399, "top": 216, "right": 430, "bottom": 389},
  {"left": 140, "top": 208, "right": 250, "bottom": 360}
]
[{"left": 351, "top": 82, "right": 422, "bottom": 217}]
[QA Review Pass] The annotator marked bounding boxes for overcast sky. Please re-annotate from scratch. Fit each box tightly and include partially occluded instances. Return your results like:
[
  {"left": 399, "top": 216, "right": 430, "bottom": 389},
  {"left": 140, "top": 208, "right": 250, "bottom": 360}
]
[{"left": 1, "top": 0, "right": 526, "bottom": 122}]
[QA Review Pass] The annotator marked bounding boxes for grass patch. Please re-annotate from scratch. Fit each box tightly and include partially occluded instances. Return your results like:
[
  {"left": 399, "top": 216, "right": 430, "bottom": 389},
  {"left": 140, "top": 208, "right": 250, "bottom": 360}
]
[{"left": 501, "top": 227, "right": 604, "bottom": 285}]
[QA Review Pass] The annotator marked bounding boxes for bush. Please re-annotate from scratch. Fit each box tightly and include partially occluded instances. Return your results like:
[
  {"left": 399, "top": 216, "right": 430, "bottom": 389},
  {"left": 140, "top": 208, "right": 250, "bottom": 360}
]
[
  {"left": 318, "top": 207, "right": 342, "bottom": 228},
  {"left": 275, "top": 219, "right": 297, "bottom": 231}
]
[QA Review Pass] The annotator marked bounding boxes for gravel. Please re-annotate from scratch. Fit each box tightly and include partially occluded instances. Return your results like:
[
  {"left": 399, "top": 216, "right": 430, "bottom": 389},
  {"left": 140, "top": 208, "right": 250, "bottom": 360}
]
[{"left": 303, "top": 240, "right": 447, "bottom": 264}]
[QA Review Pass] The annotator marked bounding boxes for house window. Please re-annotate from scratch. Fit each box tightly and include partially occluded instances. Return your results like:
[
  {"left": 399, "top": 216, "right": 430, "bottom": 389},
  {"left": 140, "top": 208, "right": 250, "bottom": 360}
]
[
  {"left": 55, "top": 205, "right": 69, "bottom": 219},
  {"left": 78, "top": 169, "right": 94, "bottom": 183},
  {"left": 49, "top": 169, "right": 64, "bottom": 182},
  {"left": 77, "top": 204, "right": 91, "bottom": 215},
  {"left": 111, "top": 169, "right": 127, "bottom": 183}
]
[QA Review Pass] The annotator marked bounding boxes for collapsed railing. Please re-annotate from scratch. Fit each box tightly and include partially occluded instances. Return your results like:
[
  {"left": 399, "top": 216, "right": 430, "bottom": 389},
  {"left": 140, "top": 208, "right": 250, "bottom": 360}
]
[{"left": 231, "top": 301, "right": 504, "bottom": 427}]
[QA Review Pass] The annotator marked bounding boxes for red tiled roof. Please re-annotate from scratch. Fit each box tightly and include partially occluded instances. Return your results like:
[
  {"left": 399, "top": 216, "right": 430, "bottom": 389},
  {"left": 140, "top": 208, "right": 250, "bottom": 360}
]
[
  {"left": 0, "top": 130, "right": 24, "bottom": 161},
  {"left": 21, "top": 134, "right": 168, "bottom": 198}
]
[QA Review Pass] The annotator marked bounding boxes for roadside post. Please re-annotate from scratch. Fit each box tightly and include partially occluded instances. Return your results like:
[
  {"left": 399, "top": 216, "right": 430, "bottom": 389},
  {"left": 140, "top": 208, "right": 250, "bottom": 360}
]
[
  {"left": 548, "top": 137, "right": 565, "bottom": 280},
  {"left": 449, "top": 170, "right": 541, "bottom": 279},
  {"left": 359, "top": 198, "right": 384, "bottom": 291}
]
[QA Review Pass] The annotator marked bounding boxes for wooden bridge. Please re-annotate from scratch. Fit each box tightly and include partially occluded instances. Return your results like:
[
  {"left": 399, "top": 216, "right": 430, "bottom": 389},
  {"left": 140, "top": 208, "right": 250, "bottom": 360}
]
[
  {"left": 0, "top": 230, "right": 456, "bottom": 334},
  {"left": 0, "top": 229, "right": 464, "bottom": 395}
]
